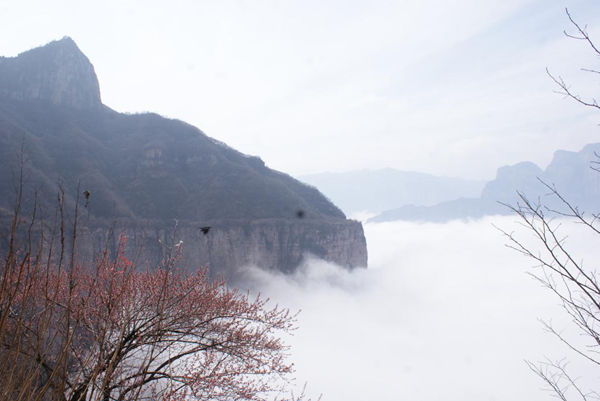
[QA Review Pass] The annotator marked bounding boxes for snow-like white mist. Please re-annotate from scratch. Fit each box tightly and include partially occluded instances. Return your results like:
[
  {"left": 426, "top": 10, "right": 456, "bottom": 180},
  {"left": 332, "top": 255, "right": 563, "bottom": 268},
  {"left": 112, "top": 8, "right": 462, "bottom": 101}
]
[{"left": 244, "top": 216, "right": 598, "bottom": 401}]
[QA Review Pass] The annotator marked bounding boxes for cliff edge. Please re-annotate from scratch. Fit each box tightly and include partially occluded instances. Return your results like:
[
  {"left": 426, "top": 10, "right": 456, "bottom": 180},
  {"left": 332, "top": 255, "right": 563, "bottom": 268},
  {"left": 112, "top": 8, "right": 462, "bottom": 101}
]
[{"left": 0, "top": 38, "right": 367, "bottom": 277}]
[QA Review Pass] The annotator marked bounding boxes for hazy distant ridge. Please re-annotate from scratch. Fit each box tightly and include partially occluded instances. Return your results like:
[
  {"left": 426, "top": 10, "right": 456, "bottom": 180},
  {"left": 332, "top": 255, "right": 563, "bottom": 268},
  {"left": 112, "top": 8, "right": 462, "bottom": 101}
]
[
  {"left": 370, "top": 143, "right": 600, "bottom": 223},
  {"left": 299, "top": 169, "right": 485, "bottom": 215}
]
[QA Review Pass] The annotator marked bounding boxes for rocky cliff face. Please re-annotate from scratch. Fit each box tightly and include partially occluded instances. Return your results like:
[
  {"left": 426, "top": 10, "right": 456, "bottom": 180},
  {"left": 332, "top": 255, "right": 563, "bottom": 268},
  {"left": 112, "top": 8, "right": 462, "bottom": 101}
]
[
  {"left": 75, "top": 218, "right": 367, "bottom": 279},
  {"left": 0, "top": 38, "right": 368, "bottom": 277},
  {"left": 0, "top": 37, "right": 101, "bottom": 109}
]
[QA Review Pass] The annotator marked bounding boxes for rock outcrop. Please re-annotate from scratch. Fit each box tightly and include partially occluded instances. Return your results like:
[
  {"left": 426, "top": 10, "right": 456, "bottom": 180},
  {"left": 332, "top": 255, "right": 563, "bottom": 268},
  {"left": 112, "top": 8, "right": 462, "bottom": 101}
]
[
  {"left": 0, "top": 38, "right": 367, "bottom": 277},
  {"left": 0, "top": 37, "right": 101, "bottom": 109},
  {"left": 75, "top": 218, "right": 367, "bottom": 278}
]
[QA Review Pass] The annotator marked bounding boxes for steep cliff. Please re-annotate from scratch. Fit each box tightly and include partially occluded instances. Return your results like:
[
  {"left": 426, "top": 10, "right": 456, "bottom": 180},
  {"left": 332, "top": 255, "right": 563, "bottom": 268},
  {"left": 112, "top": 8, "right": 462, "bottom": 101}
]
[
  {"left": 75, "top": 218, "right": 367, "bottom": 278},
  {"left": 0, "top": 37, "right": 101, "bottom": 109},
  {"left": 0, "top": 38, "right": 367, "bottom": 276}
]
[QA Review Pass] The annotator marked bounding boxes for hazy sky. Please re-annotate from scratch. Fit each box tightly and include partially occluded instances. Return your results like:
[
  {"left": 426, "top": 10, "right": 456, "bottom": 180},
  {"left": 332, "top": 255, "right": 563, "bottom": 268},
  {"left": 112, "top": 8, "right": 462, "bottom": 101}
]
[{"left": 1, "top": 0, "right": 599, "bottom": 179}]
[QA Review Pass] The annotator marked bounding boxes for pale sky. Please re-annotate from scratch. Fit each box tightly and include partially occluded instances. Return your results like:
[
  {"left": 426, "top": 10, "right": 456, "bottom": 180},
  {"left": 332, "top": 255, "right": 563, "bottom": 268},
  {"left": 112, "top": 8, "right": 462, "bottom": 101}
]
[{"left": 1, "top": 0, "right": 599, "bottom": 180}]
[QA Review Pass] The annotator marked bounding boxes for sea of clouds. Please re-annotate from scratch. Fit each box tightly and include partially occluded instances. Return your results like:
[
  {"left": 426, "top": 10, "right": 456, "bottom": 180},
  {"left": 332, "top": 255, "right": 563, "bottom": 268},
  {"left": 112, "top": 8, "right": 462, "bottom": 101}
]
[{"left": 243, "top": 216, "right": 599, "bottom": 401}]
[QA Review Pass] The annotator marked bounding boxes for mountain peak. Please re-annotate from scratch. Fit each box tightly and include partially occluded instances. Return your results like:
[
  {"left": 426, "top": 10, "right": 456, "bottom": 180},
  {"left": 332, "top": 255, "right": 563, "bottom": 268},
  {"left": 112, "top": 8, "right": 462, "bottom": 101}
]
[
  {"left": 39, "top": 36, "right": 80, "bottom": 53},
  {"left": 0, "top": 37, "right": 101, "bottom": 109}
]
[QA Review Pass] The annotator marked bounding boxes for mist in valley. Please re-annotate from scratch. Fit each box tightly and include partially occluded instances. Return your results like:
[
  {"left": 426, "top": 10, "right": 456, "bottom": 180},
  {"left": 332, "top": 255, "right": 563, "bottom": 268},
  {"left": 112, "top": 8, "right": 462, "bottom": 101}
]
[{"left": 243, "top": 216, "right": 597, "bottom": 401}]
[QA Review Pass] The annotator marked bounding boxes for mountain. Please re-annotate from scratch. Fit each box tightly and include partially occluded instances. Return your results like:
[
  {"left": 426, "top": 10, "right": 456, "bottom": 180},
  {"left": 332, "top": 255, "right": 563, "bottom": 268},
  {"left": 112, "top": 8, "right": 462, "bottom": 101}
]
[
  {"left": 0, "top": 37, "right": 101, "bottom": 110},
  {"left": 0, "top": 37, "right": 367, "bottom": 277},
  {"left": 298, "top": 169, "right": 485, "bottom": 215},
  {"left": 369, "top": 144, "right": 600, "bottom": 223}
]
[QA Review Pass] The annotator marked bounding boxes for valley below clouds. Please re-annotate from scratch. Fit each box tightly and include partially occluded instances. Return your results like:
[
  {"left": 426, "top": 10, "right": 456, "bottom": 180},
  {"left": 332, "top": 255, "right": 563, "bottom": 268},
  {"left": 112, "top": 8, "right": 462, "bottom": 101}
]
[{"left": 244, "top": 216, "right": 597, "bottom": 401}]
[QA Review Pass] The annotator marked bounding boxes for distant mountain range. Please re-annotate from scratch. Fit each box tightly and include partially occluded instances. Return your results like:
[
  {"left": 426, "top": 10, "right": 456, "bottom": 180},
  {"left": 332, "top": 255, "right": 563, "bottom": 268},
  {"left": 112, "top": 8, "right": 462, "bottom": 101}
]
[
  {"left": 299, "top": 169, "right": 485, "bottom": 216},
  {"left": 0, "top": 37, "right": 367, "bottom": 276},
  {"left": 369, "top": 144, "right": 600, "bottom": 223},
  {"left": 299, "top": 144, "right": 600, "bottom": 224}
]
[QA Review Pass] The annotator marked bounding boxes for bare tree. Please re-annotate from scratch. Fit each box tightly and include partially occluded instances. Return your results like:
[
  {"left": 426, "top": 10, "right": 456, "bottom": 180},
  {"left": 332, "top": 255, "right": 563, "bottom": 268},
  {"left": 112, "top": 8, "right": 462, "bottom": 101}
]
[
  {"left": 546, "top": 8, "right": 600, "bottom": 112},
  {"left": 499, "top": 181, "right": 600, "bottom": 400},
  {"left": 498, "top": 8, "right": 600, "bottom": 400},
  {"left": 0, "top": 172, "right": 308, "bottom": 401}
]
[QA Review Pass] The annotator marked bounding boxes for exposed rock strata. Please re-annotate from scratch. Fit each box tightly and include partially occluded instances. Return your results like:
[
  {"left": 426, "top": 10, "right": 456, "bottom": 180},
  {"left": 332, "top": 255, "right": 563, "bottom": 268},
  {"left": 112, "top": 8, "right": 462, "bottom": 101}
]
[{"left": 76, "top": 218, "right": 367, "bottom": 278}]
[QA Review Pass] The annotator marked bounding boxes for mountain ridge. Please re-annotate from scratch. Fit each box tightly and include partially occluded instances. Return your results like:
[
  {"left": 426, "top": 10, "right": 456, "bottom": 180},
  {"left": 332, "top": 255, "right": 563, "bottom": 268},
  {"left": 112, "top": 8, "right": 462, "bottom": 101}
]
[
  {"left": 299, "top": 168, "right": 485, "bottom": 215},
  {"left": 369, "top": 143, "right": 600, "bottom": 223},
  {"left": 0, "top": 38, "right": 367, "bottom": 276}
]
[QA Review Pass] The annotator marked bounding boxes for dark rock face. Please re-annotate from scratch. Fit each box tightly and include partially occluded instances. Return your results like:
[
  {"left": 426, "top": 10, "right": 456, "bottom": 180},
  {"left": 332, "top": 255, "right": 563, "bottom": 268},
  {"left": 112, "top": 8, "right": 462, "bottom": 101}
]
[
  {"left": 0, "top": 37, "right": 101, "bottom": 110},
  {"left": 75, "top": 219, "right": 367, "bottom": 279},
  {"left": 0, "top": 38, "right": 367, "bottom": 276}
]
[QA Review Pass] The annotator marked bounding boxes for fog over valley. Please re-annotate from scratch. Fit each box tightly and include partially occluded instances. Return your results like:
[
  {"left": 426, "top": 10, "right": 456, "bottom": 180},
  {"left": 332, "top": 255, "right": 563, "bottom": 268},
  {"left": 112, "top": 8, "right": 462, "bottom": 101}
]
[{"left": 244, "top": 217, "right": 598, "bottom": 401}]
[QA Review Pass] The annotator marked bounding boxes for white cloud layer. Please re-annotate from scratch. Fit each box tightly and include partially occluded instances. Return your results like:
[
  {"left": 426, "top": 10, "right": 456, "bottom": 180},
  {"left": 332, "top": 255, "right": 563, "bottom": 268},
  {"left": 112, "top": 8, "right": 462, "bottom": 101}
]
[{"left": 244, "top": 216, "right": 598, "bottom": 401}]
